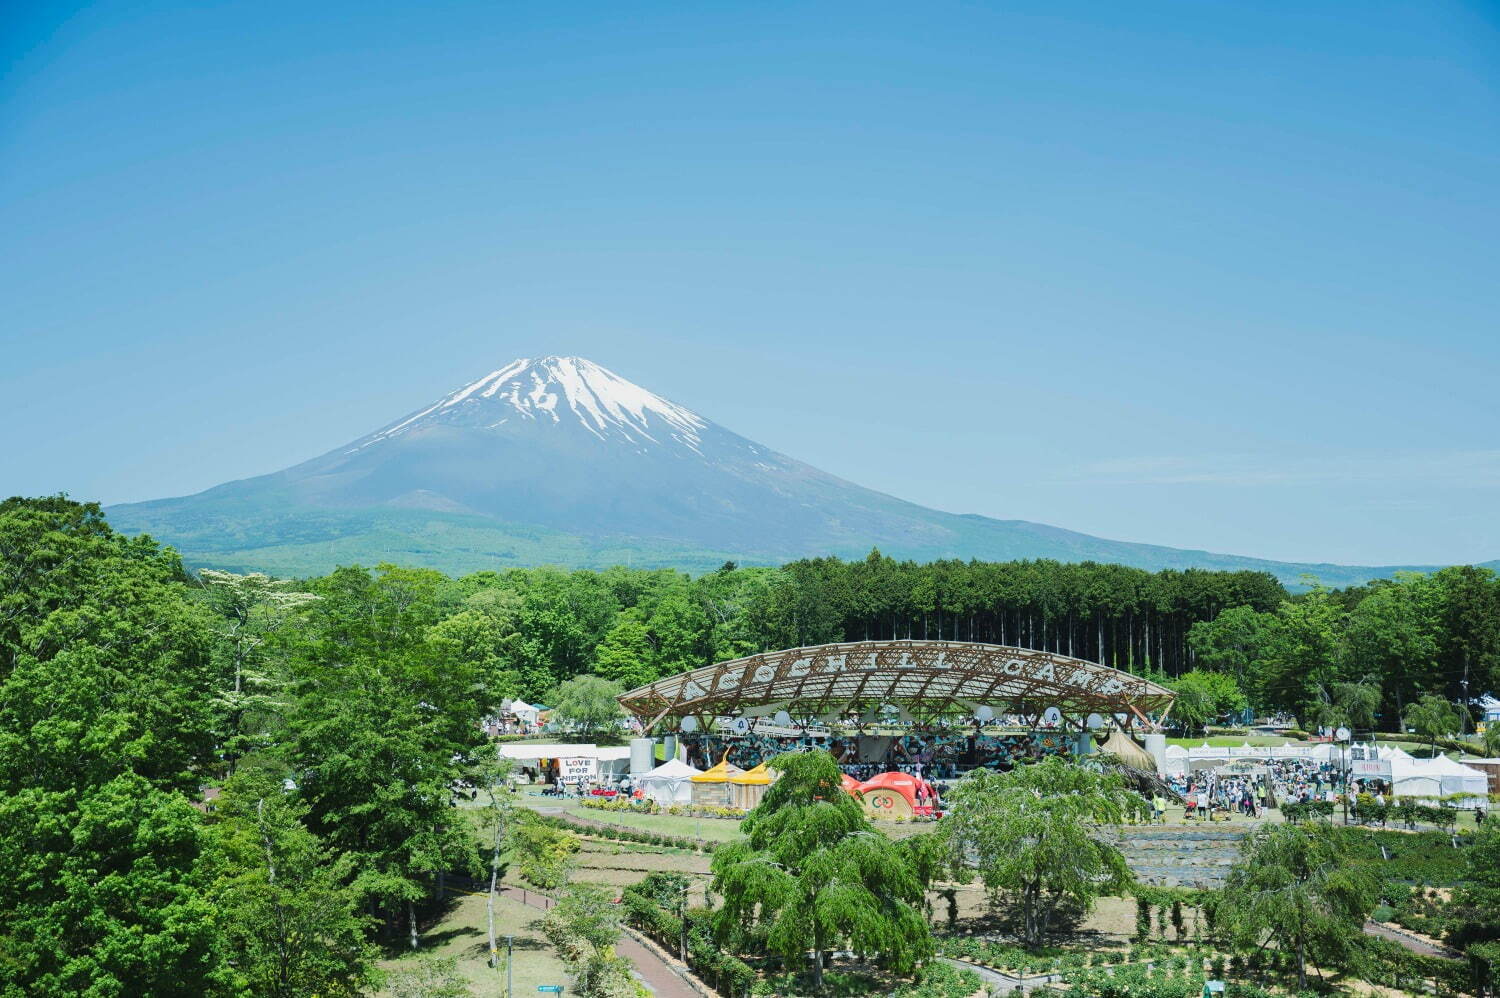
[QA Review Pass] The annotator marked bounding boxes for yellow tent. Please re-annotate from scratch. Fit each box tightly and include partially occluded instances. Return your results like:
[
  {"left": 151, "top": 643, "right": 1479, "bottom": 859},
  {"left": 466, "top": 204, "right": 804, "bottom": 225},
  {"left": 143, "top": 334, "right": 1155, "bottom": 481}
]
[
  {"left": 690, "top": 756, "right": 744, "bottom": 807},
  {"left": 728, "top": 762, "right": 774, "bottom": 810}
]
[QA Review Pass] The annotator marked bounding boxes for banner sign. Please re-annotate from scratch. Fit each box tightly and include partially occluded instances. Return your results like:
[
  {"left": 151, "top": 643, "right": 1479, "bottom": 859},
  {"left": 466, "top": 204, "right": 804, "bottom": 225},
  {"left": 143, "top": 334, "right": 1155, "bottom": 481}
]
[
  {"left": 559, "top": 757, "right": 597, "bottom": 784},
  {"left": 1350, "top": 760, "right": 1391, "bottom": 778}
]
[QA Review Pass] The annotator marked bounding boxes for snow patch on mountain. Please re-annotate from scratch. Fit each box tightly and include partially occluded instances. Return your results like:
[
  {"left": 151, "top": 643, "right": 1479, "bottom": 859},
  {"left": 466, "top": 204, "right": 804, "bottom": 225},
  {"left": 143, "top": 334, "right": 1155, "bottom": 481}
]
[{"left": 356, "top": 356, "right": 708, "bottom": 454}]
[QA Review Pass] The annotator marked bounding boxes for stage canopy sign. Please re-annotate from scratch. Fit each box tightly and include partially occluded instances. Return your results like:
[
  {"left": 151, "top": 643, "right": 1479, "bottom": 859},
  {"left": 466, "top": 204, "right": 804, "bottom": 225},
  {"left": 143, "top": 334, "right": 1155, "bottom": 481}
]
[{"left": 617, "top": 640, "right": 1175, "bottom": 733}]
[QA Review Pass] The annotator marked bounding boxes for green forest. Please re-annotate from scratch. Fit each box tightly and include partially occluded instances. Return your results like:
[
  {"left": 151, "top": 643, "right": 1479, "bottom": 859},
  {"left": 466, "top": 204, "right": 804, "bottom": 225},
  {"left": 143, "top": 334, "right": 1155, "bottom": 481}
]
[{"left": 3, "top": 495, "right": 1498, "bottom": 995}]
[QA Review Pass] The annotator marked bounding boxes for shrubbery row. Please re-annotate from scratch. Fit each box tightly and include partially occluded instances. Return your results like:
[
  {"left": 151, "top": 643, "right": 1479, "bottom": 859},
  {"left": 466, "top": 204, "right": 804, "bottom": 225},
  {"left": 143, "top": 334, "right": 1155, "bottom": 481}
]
[{"left": 535, "top": 812, "right": 716, "bottom": 852}]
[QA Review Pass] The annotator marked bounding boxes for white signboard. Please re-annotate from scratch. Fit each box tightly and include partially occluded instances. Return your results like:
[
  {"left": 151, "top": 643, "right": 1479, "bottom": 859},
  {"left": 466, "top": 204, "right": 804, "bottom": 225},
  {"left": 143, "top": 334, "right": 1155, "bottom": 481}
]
[
  {"left": 1350, "top": 760, "right": 1391, "bottom": 779},
  {"left": 559, "top": 757, "right": 597, "bottom": 784}
]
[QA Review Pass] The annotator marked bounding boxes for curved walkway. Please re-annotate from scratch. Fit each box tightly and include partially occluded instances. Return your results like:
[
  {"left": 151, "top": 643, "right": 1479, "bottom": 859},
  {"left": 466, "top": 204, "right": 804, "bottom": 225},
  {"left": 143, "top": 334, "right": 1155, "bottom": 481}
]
[
  {"left": 939, "top": 957, "right": 1059, "bottom": 994},
  {"left": 1362, "top": 920, "right": 1458, "bottom": 959},
  {"left": 502, "top": 886, "right": 701, "bottom": 998}
]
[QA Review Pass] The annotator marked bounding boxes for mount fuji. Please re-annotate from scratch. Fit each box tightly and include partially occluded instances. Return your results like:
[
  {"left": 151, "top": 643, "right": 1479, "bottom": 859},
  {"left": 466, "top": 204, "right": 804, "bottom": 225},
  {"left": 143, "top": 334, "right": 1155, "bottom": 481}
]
[{"left": 108, "top": 357, "right": 1455, "bottom": 585}]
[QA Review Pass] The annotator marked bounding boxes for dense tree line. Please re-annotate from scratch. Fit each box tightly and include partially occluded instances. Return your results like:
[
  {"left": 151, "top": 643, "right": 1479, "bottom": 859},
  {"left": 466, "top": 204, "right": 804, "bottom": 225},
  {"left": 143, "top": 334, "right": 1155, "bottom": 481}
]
[{"left": 1186, "top": 570, "right": 1500, "bottom": 732}]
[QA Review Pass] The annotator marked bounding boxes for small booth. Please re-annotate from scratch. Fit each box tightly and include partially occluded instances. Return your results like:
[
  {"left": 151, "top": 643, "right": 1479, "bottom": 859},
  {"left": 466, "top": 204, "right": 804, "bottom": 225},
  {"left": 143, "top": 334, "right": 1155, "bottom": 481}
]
[
  {"left": 857, "top": 771, "right": 934, "bottom": 820},
  {"left": 503, "top": 699, "right": 542, "bottom": 731},
  {"left": 729, "top": 762, "right": 775, "bottom": 810},
  {"left": 690, "top": 757, "right": 745, "bottom": 807},
  {"left": 498, "top": 743, "right": 631, "bottom": 788},
  {"left": 638, "top": 758, "right": 702, "bottom": 807}
]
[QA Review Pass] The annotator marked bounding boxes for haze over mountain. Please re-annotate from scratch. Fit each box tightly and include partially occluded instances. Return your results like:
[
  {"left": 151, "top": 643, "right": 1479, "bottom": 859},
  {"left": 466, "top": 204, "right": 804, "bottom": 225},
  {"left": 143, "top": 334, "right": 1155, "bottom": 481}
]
[{"left": 108, "top": 357, "right": 1490, "bottom": 586}]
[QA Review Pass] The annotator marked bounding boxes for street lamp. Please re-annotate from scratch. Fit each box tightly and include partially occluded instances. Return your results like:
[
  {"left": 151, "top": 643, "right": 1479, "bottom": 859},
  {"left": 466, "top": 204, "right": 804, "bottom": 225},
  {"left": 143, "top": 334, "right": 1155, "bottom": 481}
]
[{"left": 1335, "top": 727, "right": 1351, "bottom": 825}]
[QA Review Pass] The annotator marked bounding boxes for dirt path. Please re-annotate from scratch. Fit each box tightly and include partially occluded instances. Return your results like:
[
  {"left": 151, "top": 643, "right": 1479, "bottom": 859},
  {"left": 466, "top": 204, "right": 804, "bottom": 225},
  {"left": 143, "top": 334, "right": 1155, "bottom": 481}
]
[{"left": 502, "top": 886, "right": 701, "bottom": 998}]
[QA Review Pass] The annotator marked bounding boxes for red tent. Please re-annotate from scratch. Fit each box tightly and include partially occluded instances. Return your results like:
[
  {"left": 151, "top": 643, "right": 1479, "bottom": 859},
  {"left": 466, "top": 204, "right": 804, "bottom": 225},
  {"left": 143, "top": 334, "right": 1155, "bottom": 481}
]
[
  {"left": 840, "top": 773, "right": 863, "bottom": 796},
  {"left": 857, "top": 771, "right": 922, "bottom": 808}
]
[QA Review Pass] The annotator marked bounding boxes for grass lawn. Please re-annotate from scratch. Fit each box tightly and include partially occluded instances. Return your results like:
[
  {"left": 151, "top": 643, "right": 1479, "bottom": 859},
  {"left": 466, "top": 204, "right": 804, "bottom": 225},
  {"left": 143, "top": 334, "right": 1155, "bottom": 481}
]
[
  {"left": 375, "top": 887, "right": 570, "bottom": 997},
  {"left": 514, "top": 791, "right": 746, "bottom": 842}
]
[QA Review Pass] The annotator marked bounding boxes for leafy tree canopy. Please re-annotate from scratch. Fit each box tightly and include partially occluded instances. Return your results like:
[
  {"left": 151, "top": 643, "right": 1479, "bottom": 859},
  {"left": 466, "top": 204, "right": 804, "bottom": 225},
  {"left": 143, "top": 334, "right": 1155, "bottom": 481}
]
[
  {"left": 942, "top": 756, "right": 1144, "bottom": 948},
  {"left": 1219, "top": 823, "right": 1380, "bottom": 990},
  {"left": 711, "top": 751, "right": 933, "bottom": 993}
]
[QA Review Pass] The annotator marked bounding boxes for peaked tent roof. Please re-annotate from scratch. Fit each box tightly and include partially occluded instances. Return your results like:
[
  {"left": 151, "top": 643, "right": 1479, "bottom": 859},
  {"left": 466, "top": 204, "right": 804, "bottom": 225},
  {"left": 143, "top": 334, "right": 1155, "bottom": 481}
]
[
  {"left": 692, "top": 758, "right": 745, "bottom": 783},
  {"left": 1101, "top": 728, "right": 1157, "bottom": 770},
  {"left": 731, "top": 762, "right": 773, "bottom": 786},
  {"left": 1414, "top": 754, "right": 1486, "bottom": 777},
  {"left": 641, "top": 758, "right": 702, "bottom": 781}
]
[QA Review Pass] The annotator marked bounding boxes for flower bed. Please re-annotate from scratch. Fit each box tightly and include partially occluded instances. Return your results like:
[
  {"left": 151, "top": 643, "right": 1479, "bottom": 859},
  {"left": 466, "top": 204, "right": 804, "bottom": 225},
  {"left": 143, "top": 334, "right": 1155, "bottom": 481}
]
[
  {"left": 580, "top": 797, "right": 747, "bottom": 820},
  {"left": 534, "top": 812, "right": 717, "bottom": 853}
]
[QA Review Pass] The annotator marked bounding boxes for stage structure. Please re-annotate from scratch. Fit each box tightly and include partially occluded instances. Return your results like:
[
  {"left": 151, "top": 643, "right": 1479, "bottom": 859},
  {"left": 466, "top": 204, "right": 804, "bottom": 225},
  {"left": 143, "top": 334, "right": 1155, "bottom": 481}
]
[{"left": 617, "top": 640, "right": 1175, "bottom": 734}]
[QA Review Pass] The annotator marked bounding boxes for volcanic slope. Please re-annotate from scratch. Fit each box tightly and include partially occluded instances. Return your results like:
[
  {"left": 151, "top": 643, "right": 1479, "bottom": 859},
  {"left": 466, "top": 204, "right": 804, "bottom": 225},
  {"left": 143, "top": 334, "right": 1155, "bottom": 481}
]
[{"left": 108, "top": 356, "right": 1467, "bottom": 585}]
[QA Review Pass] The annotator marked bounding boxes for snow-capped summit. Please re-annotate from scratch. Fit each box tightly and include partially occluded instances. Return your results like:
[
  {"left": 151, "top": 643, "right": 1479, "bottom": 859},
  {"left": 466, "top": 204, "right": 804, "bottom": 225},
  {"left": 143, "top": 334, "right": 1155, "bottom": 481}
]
[{"left": 358, "top": 356, "right": 708, "bottom": 455}]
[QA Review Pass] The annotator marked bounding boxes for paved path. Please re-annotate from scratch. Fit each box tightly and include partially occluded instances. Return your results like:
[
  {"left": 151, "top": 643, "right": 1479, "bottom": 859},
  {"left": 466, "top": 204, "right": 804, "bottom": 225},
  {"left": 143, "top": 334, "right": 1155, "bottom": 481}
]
[
  {"left": 939, "top": 957, "right": 1059, "bottom": 994},
  {"left": 1362, "top": 920, "right": 1458, "bottom": 959},
  {"left": 502, "top": 886, "right": 701, "bottom": 998}
]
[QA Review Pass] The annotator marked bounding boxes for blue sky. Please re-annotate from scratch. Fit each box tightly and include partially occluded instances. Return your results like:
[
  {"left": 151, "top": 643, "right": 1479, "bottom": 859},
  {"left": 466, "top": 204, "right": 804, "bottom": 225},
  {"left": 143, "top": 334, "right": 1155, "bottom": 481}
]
[{"left": 3, "top": 1, "right": 1497, "bottom": 567}]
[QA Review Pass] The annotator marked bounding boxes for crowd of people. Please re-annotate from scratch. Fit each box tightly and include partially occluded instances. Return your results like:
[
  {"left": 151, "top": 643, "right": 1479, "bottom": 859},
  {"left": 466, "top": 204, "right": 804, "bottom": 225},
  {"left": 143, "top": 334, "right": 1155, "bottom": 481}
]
[{"left": 1163, "top": 772, "right": 1268, "bottom": 820}]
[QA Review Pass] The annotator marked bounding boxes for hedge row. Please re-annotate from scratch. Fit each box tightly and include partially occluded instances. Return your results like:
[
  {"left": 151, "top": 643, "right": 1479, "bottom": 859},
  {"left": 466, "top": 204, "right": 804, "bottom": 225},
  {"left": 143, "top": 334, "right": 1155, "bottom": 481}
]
[
  {"left": 1282, "top": 797, "right": 1463, "bottom": 829},
  {"left": 620, "top": 880, "right": 756, "bottom": 997},
  {"left": 535, "top": 813, "right": 716, "bottom": 853}
]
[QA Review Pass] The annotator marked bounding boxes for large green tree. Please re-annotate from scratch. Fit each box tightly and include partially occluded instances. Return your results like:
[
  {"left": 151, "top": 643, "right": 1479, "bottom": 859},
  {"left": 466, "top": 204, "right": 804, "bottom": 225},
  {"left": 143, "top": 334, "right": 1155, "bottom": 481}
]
[
  {"left": 1451, "top": 821, "right": 1500, "bottom": 994},
  {"left": 1186, "top": 604, "right": 1276, "bottom": 688},
  {"left": 206, "top": 766, "right": 375, "bottom": 997},
  {"left": 0, "top": 773, "right": 234, "bottom": 996},
  {"left": 549, "top": 675, "right": 626, "bottom": 737},
  {"left": 199, "top": 569, "right": 319, "bottom": 775},
  {"left": 942, "top": 756, "right": 1143, "bottom": 948},
  {"left": 1260, "top": 587, "right": 1347, "bottom": 725},
  {"left": 1219, "top": 823, "right": 1379, "bottom": 990},
  {"left": 285, "top": 565, "right": 486, "bottom": 946},
  {"left": 710, "top": 751, "right": 932, "bottom": 993},
  {"left": 592, "top": 610, "right": 656, "bottom": 689},
  {"left": 1403, "top": 693, "right": 1463, "bottom": 758},
  {"left": 1342, "top": 575, "right": 1439, "bottom": 727},
  {"left": 0, "top": 497, "right": 234, "bottom": 995}
]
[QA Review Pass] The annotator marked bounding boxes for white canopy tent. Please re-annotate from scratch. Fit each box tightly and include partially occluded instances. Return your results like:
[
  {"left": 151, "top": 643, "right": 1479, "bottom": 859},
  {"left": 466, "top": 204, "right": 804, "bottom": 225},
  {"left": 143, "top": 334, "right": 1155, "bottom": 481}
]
[
  {"left": 638, "top": 758, "right": 702, "bottom": 806},
  {"left": 1415, "top": 754, "right": 1489, "bottom": 798},
  {"left": 1162, "top": 741, "right": 1344, "bottom": 776},
  {"left": 503, "top": 700, "right": 541, "bottom": 726},
  {"left": 1389, "top": 754, "right": 1488, "bottom": 799},
  {"left": 1388, "top": 757, "right": 1442, "bottom": 798},
  {"left": 498, "top": 743, "right": 632, "bottom": 781}
]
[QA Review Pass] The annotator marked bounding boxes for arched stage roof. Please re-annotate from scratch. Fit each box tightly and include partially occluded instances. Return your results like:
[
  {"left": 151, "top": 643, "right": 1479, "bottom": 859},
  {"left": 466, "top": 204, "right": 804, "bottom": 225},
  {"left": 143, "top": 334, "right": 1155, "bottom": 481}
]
[{"left": 617, "top": 640, "right": 1175, "bottom": 732}]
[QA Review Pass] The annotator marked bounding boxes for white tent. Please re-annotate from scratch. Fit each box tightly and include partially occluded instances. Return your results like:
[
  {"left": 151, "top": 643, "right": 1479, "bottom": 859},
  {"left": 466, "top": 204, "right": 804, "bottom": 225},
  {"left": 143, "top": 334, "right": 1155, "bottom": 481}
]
[
  {"left": 504, "top": 700, "right": 541, "bottom": 725},
  {"left": 638, "top": 758, "right": 702, "bottom": 806},
  {"left": 1389, "top": 756, "right": 1442, "bottom": 798},
  {"left": 1415, "top": 754, "right": 1489, "bottom": 798},
  {"left": 1386, "top": 753, "right": 1487, "bottom": 799},
  {"left": 498, "top": 743, "right": 633, "bottom": 781}
]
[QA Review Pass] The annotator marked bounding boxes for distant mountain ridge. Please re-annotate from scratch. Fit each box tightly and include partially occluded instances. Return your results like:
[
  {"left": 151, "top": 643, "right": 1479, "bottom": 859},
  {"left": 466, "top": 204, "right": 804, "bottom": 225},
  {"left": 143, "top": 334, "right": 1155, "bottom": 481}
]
[{"left": 107, "top": 356, "right": 1494, "bottom": 586}]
